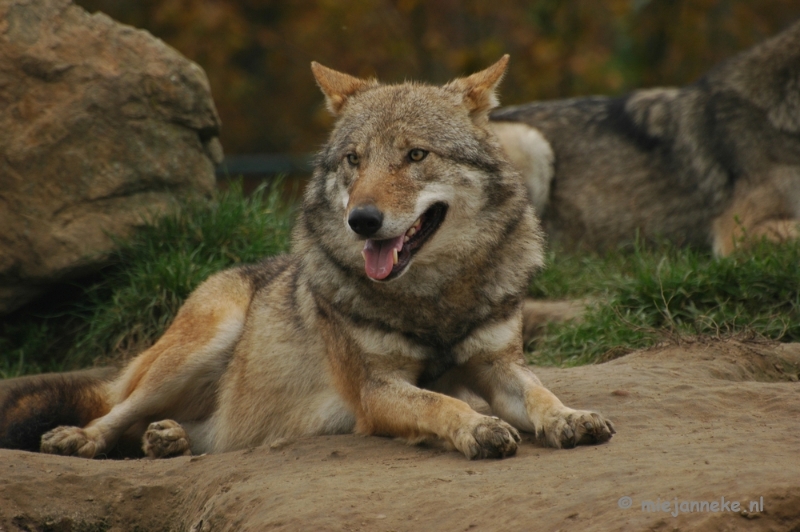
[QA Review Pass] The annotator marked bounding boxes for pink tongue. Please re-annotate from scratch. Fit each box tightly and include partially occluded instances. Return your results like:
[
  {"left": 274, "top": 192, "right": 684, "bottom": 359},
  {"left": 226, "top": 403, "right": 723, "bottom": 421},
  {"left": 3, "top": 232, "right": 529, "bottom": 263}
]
[{"left": 362, "top": 235, "right": 404, "bottom": 280}]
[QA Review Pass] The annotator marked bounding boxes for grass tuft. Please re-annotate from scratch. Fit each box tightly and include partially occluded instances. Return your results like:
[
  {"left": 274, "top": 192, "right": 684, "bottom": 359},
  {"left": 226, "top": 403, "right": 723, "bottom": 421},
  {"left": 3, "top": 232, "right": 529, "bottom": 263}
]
[
  {"left": 529, "top": 240, "right": 800, "bottom": 366},
  {"left": 0, "top": 181, "right": 294, "bottom": 378}
]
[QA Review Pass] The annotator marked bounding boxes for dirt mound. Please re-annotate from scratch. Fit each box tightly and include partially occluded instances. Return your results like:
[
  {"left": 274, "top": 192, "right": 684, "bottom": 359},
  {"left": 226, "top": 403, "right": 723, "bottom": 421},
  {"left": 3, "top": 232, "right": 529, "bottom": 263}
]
[{"left": 2, "top": 338, "right": 799, "bottom": 531}]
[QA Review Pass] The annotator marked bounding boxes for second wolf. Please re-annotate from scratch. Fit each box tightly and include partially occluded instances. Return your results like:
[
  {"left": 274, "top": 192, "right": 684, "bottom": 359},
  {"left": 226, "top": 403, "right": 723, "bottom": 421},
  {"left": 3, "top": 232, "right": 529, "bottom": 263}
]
[
  {"left": 0, "top": 57, "right": 614, "bottom": 460},
  {"left": 491, "top": 20, "right": 800, "bottom": 255}
]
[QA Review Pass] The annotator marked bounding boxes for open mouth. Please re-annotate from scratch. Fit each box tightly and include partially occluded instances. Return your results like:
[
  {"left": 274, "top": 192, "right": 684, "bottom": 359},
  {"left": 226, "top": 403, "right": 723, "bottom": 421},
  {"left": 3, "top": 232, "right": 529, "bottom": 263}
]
[{"left": 360, "top": 202, "right": 448, "bottom": 281}]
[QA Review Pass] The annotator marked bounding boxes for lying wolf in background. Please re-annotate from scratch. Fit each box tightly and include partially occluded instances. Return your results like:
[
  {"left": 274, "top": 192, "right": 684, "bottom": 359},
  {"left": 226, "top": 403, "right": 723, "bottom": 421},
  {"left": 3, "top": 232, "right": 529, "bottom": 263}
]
[
  {"left": 0, "top": 57, "right": 614, "bottom": 460},
  {"left": 491, "top": 20, "right": 800, "bottom": 256}
]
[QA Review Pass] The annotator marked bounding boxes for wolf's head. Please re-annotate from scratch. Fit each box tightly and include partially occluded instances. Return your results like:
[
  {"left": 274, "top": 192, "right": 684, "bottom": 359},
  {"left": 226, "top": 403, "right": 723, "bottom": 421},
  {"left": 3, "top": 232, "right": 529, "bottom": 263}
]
[{"left": 298, "top": 57, "right": 541, "bottom": 288}]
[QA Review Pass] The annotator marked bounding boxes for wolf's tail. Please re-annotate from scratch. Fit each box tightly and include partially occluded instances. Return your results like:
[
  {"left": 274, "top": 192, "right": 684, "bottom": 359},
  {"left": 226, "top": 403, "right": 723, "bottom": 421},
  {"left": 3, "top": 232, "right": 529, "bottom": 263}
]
[{"left": 0, "top": 373, "right": 111, "bottom": 452}]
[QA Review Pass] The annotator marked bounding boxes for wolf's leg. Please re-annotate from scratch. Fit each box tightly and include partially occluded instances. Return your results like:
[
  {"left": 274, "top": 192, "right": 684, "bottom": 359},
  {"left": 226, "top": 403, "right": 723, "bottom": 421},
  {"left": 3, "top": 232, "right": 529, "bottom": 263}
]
[
  {"left": 40, "top": 271, "right": 251, "bottom": 458},
  {"left": 713, "top": 216, "right": 800, "bottom": 256},
  {"left": 521, "top": 298, "right": 586, "bottom": 345},
  {"left": 358, "top": 378, "right": 520, "bottom": 460},
  {"left": 712, "top": 173, "right": 800, "bottom": 256},
  {"left": 745, "top": 219, "right": 799, "bottom": 248},
  {"left": 452, "top": 317, "right": 614, "bottom": 449},
  {"left": 324, "top": 318, "right": 520, "bottom": 459},
  {"left": 461, "top": 358, "right": 614, "bottom": 448}
]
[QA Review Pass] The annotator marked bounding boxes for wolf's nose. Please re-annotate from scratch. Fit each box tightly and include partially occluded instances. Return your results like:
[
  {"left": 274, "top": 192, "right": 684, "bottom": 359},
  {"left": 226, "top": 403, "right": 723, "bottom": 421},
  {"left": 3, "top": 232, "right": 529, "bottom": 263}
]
[{"left": 348, "top": 205, "right": 383, "bottom": 236}]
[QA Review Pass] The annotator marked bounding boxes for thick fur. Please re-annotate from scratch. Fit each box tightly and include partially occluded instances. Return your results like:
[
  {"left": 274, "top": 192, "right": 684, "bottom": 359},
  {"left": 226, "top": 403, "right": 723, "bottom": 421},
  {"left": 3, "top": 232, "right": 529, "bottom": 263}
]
[
  {"left": 0, "top": 58, "right": 613, "bottom": 460},
  {"left": 491, "top": 20, "right": 800, "bottom": 255}
]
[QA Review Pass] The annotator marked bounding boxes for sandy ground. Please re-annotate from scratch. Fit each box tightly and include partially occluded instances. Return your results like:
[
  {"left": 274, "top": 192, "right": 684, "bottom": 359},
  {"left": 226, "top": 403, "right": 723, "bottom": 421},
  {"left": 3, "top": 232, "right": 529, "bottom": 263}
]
[{"left": 1, "top": 337, "right": 799, "bottom": 531}]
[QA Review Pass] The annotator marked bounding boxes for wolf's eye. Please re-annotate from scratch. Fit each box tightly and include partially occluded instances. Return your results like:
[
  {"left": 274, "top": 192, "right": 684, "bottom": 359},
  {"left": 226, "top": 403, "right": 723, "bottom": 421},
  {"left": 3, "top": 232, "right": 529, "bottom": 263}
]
[
  {"left": 346, "top": 153, "right": 359, "bottom": 166},
  {"left": 408, "top": 149, "right": 428, "bottom": 162}
]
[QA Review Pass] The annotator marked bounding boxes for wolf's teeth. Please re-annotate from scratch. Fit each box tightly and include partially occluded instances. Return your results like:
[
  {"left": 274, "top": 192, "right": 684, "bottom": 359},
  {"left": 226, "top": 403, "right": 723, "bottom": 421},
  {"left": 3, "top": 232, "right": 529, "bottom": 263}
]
[
  {"left": 361, "top": 251, "right": 367, "bottom": 261},
  {"left": 413, "top": 218, "right": 422, "bottom": 229},
  {"left": 393, "top": 248, "right": 398, "bottom": 265},
  {"left": 404, "top": 235, "right": 410, "bottom": 243},
  {"left": 406, "top": 226, "right": 417, "bottom": 238}
]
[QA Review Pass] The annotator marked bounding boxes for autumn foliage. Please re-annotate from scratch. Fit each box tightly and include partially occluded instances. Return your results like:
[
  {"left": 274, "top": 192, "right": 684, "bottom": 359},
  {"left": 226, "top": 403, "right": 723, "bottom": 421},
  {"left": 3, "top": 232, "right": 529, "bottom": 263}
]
[{"left": 76, "top": 0, "right": 800, "bottom": 155}]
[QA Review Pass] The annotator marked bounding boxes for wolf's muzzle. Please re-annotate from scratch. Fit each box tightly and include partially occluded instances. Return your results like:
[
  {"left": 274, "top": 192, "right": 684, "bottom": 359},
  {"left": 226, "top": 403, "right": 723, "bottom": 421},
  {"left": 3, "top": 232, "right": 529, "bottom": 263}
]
[{"left": 348, "top": 205, "right": 383, "bottom": 236}]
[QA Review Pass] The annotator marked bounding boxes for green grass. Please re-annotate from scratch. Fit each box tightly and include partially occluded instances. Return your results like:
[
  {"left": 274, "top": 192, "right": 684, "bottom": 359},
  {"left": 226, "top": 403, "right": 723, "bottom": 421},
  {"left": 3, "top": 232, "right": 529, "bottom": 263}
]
[
  {"left": 2, "top": 185, "right": 799, "bottom": 377},
  {"left": 529, "top": 240, "right": 800, "bottom": 366},
  {"left": 0, "top": 181, "right": 294, "bottom": 378}
]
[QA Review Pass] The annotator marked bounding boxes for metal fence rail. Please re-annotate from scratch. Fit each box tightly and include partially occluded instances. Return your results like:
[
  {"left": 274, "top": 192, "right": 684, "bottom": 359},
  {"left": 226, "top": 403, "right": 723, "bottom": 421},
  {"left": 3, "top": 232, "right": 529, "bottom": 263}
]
[{"left": 215, "top": 154, "right": 314, "bottom": 177}]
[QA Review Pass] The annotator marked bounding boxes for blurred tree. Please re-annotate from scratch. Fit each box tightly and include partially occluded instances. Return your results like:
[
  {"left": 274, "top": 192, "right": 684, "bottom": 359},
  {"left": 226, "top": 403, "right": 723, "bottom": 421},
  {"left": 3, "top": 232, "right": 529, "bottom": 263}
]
[{"left": 76, "top": 0, "right": 800, "bottom": 155}]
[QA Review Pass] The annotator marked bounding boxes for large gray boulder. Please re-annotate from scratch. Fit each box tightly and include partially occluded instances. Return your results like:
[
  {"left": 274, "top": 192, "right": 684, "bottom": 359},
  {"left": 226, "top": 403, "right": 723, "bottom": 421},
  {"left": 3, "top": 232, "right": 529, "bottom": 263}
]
[{"left": 0, "top": 0, "right": 223, "bottom": 314}]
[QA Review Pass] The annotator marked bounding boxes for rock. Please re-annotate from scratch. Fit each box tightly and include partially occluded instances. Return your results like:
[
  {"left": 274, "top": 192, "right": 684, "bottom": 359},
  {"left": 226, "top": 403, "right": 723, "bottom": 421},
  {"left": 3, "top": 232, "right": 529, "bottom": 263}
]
[
  {"left": 0, "top": 0, "right": 222, "bottom": 314},
  {"left": 1, "top": 338, "right": 798, "bottom": 530}
]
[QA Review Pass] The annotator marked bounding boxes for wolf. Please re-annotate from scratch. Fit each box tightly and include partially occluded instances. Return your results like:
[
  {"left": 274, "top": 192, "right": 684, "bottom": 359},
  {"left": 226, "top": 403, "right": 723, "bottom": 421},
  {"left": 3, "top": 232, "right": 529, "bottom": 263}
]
[
  {"left": 0, "top": 57, "right": 614, "bottom": 460},
  {"left": 490, "top": 20, "right": 800, "bottom": 256}
]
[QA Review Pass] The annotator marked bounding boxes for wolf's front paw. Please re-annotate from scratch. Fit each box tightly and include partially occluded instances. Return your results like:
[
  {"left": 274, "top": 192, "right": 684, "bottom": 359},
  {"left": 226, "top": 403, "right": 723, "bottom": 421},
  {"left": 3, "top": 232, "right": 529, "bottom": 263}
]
[
  {"left": 41, "top": 426, "right": 101, "bottom": 458},
  {"left": 454, "top": 416, "right": 520, "bottom": 460},
  {"left": 540, "top": 408, "right": 615, "bottom": 449},
  {"left": 143, "top": 420, "right": 191, "bottom": 459}
]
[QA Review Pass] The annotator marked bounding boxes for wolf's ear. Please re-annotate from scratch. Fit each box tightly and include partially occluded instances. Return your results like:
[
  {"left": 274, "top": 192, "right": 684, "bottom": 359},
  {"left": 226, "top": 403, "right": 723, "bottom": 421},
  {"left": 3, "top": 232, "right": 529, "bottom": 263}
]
[
  {"left": 445, "top": 55, "right": 509, "bottom": 122},
  {"left": 311, "top": 62, "right": 376, "bottom": 116}
]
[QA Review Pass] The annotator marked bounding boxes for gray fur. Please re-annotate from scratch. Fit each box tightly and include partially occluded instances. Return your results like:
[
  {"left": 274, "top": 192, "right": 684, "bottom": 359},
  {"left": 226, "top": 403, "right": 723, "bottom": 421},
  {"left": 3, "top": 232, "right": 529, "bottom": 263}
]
[{"left": 491, "top": 20, "right": 800, "bottom": 253}]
